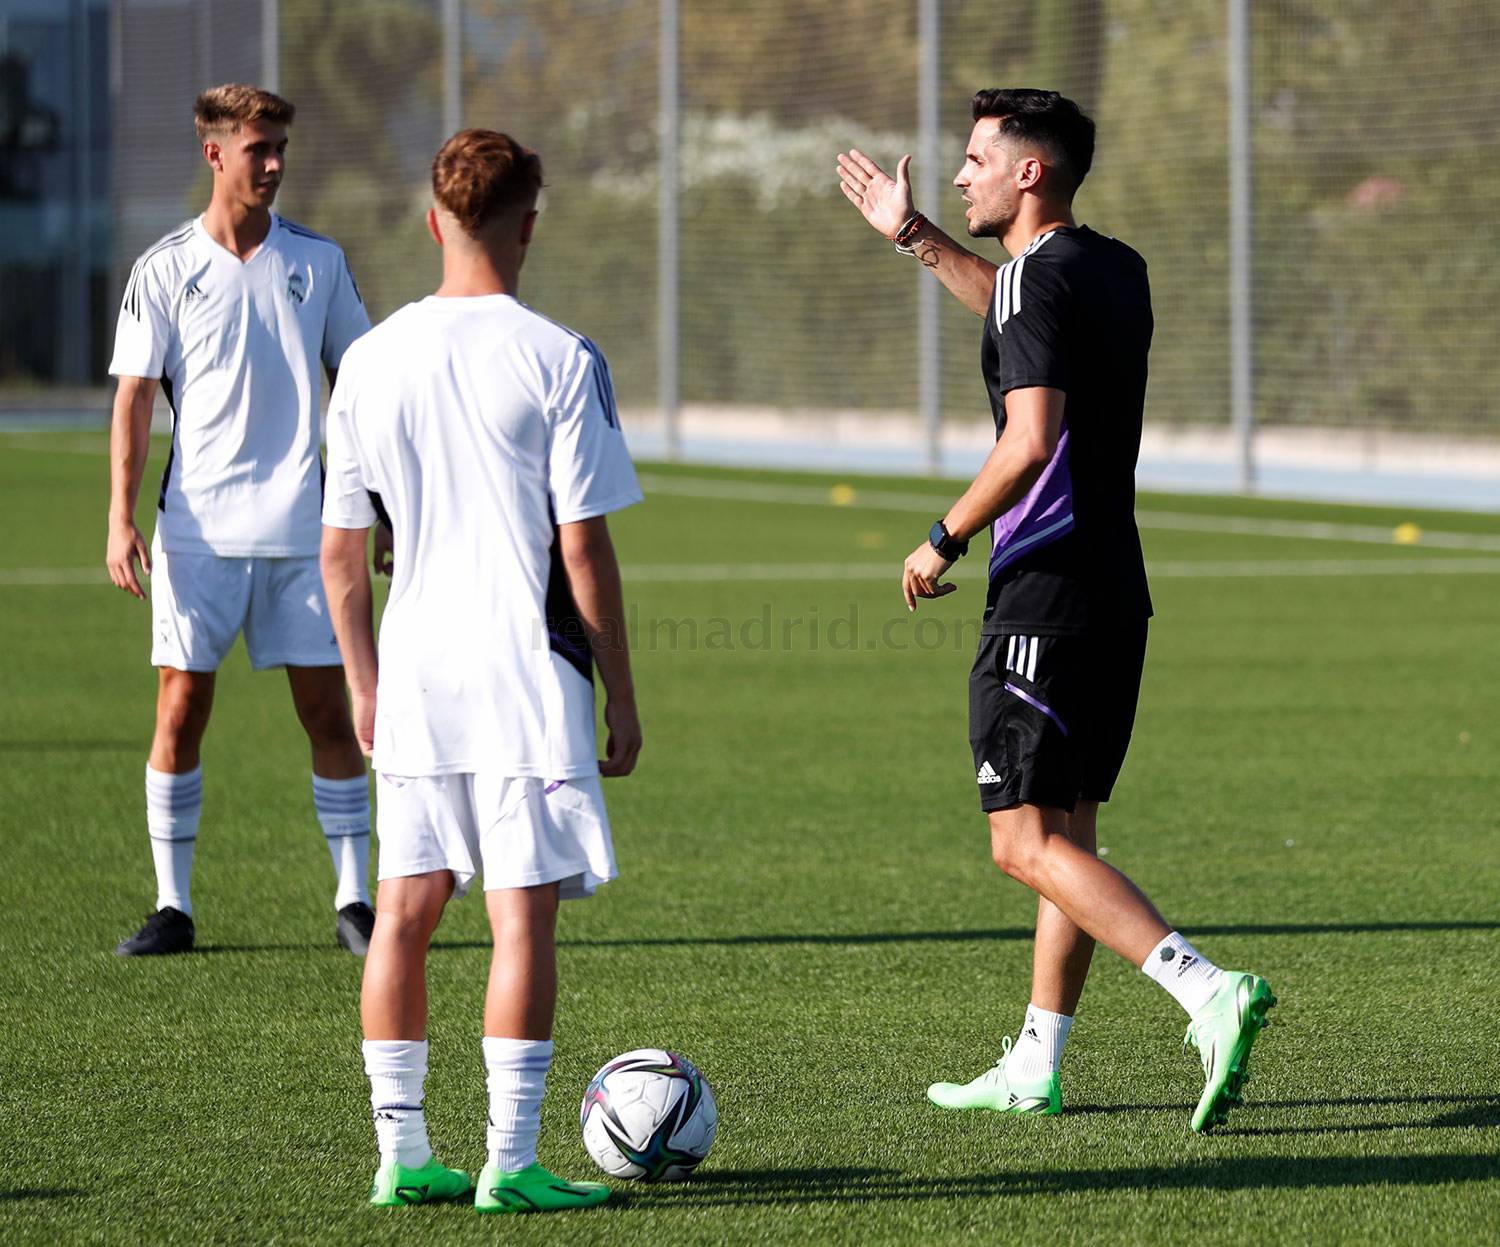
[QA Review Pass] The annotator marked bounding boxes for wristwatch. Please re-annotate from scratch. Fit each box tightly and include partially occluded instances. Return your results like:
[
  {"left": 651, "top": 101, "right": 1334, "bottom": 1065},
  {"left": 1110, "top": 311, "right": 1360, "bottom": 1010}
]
[{"left": 928, "top": 519, "right": 969, "bottom": 560}]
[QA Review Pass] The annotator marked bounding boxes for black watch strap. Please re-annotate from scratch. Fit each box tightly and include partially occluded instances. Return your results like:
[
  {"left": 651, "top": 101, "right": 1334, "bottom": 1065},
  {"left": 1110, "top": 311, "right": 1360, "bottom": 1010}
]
[{"left": 929, "top": 519, "right": 969, "bottom": 559}]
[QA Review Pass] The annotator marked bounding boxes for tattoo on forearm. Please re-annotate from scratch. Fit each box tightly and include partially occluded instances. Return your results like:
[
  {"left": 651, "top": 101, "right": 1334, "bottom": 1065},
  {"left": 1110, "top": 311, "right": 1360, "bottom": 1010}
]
[{"left": 917, "top": 241, "right": 940, "bottom": 268}]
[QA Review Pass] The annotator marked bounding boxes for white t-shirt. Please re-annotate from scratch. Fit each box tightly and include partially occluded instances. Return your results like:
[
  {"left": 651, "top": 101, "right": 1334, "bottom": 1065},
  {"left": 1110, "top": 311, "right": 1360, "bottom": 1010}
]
[
  {"left": 110, "top": 214, "right": 371, "bottom": 557},
  {"left": 321, "top": 294, "right": 643, "bottom": 779}
]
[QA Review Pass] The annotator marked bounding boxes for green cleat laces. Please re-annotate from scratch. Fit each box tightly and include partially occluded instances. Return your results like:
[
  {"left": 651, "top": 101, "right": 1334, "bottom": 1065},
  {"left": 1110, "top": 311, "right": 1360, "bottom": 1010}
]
[
  {"left": 926, "top": 1036, "right": 1063, "bottom": 1114},
  {"left": 1184, "top": 971, "right": 1277, "bottom": 1133},
  {"left": 368, "top": 1155, "right": 473, "bottom": 1207},
  {"left": 474, "top": 1161, "right": 610, "bottom": 1215}
]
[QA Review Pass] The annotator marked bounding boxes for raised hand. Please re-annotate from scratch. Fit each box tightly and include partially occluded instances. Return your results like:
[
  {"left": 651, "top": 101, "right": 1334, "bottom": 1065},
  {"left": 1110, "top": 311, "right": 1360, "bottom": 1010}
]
[{"left": 836, "top": 149, "right": 916, "bottom": 240}]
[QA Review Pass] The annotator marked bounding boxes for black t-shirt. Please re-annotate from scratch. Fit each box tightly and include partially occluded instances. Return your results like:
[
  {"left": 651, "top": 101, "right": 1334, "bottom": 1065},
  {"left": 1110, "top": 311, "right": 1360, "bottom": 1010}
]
[{"left": 978, "top": 224, "right": 1154, "bottom": 635}]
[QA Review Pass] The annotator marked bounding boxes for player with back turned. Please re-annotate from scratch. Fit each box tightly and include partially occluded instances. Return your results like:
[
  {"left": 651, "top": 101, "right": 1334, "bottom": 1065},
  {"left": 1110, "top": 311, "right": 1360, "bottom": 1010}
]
[
  {"left": 321, "top": 129, "right": 642, "bottom": 1213},
  {"left": 837, "top": 89, "right": 1276, "bottom": 1132},
  {"left": 106, "top": 85, "right": 377, "bottom": 958}
]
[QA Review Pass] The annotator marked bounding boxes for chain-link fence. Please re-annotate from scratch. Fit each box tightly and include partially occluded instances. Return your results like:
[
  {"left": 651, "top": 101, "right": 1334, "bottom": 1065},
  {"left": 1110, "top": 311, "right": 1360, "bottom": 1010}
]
[{"left": 9, "top": 0, "right": 1500, "bottom": 476}]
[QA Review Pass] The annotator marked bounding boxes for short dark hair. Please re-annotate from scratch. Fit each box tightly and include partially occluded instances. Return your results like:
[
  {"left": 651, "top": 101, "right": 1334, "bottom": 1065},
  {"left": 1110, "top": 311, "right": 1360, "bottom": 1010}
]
[
  {"left": 970, "top": 88, "right": 1095, "bottom": 194},
  {"left": 431, "top": 129, "right": 544, "bottom": 236}
]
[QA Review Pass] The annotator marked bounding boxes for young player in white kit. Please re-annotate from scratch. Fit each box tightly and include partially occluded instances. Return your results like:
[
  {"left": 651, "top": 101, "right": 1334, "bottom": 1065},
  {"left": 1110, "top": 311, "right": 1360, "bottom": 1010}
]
[
  {"left": 106, "top": 85, "right": 377, "bottom": 957},
  {"left": 320, "top": 129, "right": 642, "bottom": 1214}
]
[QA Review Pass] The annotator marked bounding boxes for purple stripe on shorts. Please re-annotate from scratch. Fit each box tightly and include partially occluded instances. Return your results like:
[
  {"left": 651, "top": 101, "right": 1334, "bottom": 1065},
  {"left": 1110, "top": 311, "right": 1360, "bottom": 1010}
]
[
  {"left": 543, "top": 780, "right": 565, "bottom": 795},
  {"left": 1003, "top": 680, "right": 1069, "bottom": 737}
]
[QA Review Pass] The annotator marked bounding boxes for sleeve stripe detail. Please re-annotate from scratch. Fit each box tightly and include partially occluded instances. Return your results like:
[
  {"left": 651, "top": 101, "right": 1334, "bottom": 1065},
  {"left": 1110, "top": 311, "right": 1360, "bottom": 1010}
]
[
  {"left": 578, "top": 337, "right": 620, "bottom": 429},
  {"left": 526, "top": 305, "right": 621, "bottom": 429},
  {"left": 993, "top": 229, "right": 1058, "bottom": 335},
  {"left": 278, "top": 219, "right": 338, "bottom": 245},
  {"left": 343, "top": 257, "right": 363, "bottom": 304},
  {"left": 122, "top": 221, "right": 195, "bottom": 318}
]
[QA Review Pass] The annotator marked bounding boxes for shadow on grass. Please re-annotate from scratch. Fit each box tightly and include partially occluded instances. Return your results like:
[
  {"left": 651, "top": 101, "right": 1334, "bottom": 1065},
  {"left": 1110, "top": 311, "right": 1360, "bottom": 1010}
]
[
  {"left": 1219, "top": 1094, "right": 1500, "bottom": 1138},
  {"left": 638, "top": 1154, "right": 1499, "bottom": 1208},
  {"left": 1067, "top": 1093, "right": 1500, "bottom": 1138},
  {"left": 0, "top": 1189, "right": 82, "bottom": 1202},
  {"left": 553, "top": 919, "right": 1500, "bottom": 950},
  {"left": 196, "top": 920, "right": 1500, "bottom": 956}
]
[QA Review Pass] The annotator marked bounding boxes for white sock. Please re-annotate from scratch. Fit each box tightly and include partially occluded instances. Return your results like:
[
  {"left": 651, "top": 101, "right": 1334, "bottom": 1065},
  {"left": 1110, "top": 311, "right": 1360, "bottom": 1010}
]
[
  {"left": 146, "top": 764, "right": 201, "bottom": 916},
  {"left": 484, "top": 1037, "right": 553, "bottom": 1172},
  {"left": 1007, "top": 1003, "right": 1074, "bottom": 1080},
  {"left": 1141, "top": 931, "right": 1224, "bottom": 1016},
  {"left": 363, "top": 1039, "right": 432, "bottom": 1167},
  {"left": 312, "top": 774, "right": 371, "bottom": 909}
]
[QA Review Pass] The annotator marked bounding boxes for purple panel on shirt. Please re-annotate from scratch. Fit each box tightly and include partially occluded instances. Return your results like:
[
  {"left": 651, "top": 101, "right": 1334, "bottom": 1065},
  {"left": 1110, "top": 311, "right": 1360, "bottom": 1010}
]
[{"left": 990, "top": 425, "right": 1075, "bottom": 578}]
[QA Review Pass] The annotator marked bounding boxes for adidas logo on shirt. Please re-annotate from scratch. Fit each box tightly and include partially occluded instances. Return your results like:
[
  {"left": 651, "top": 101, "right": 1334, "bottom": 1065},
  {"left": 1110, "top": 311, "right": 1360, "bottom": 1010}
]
[
  {"left": 183, "top": 282, "right": 207, "bottom": 304},
  {"left": 977, "top": 761, "right": 1002, "bottom": 785}
]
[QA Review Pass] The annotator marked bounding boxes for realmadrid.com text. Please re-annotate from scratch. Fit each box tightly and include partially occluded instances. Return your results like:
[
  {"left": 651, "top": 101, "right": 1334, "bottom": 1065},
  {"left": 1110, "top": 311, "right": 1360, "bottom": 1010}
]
[{"left": 536, "top": 604, "right": 986, "bottom": 654}]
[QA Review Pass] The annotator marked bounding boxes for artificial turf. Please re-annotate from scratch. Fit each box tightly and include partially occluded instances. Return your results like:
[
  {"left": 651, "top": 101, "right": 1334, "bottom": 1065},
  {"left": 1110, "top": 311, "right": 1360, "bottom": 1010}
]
[{"left": 2, "top": 430, "right": 1497, "bottom": 1244}]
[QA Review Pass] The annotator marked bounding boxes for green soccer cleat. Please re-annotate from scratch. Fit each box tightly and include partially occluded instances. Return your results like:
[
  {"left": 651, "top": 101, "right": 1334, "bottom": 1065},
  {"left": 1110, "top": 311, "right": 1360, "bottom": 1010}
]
[
  {"left": 474, "top": 1161, "right": 610, "bottom": 1215},
  {"left": 1184, "top": 971, "right": 1277, "bottom": 1133},
  {"left": 368, "top": 1156, "right": 473, "bottom": 1207},
  {"left": 926, "top": 1036, "right": 1062, "bottom": 1115}
]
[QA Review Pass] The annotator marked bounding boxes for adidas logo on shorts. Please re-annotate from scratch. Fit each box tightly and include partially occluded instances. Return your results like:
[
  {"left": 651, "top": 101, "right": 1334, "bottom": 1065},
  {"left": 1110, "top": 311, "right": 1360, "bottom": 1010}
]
[{"left": 977, "top": 760, "right": 1002, "bottom": 785}]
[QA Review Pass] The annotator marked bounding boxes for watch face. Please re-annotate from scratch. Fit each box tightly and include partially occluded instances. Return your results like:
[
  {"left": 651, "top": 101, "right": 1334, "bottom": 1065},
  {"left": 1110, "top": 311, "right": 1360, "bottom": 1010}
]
[{"left": 930, "top": 520, "right": 964, "bottom": 558}]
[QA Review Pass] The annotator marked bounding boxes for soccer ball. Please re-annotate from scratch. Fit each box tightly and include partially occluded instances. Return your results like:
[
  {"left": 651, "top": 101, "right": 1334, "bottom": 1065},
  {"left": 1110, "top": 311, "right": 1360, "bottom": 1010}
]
[{"left": 579, "top": 1048, "right": 718, "bottom": 1181}]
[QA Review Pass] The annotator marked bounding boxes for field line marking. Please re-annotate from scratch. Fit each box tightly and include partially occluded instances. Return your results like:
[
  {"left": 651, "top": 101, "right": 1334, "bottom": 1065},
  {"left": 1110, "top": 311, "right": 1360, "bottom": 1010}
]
[
  {"left": 620, "top": 557, "right": 1500, "bottom": 582},
  {"left": 1144, "top": 557, "right": 1500, "bottom": 579},
  {"left": 0, "top": 435, "right": 112, "bottom": 456},
  {"left": 0, "top": 568, "right": 111, "bottom": 586},
  {"left": 638, "top": 473, "right": 1500, "bottom": 552}
]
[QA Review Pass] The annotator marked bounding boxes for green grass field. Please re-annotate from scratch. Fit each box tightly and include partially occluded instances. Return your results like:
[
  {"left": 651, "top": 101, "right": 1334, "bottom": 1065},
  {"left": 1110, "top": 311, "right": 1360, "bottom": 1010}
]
[{"left": 2, "top": 429, "right": 1498, "bottom": 1245}]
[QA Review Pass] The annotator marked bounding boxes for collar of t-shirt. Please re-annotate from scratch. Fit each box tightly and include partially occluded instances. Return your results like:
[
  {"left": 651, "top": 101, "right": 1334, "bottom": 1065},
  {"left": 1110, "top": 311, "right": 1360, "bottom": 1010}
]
[{"left": 192, "top": 212, "right": 282, "bottom": 266}]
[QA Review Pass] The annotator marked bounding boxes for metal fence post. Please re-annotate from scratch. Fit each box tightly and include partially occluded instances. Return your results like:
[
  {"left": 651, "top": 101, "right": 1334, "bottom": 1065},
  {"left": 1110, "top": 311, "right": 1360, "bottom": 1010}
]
[
  {"left": 261, "top": 0, "right": 279, "bottom": 92},
  {"left": 442, "top": 0, "right": 460, "bottom": 139},
  {"left": 918, "top": 0, "right": 941, "bottom": 476},
  {"left": 1228, "top": 0, "right": 1255, "bottom": 491},
  {"left": 659, "top": 0, "right": 681, "bottom": 460},
  {"left": 60, "top": 0, "right": 91, "bottom": 385}
]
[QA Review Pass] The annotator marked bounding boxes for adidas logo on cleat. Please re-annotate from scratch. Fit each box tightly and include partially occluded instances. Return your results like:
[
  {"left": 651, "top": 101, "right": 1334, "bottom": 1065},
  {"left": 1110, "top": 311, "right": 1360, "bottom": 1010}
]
[{"left": 977, "top": 761, "right": 1002, "bottom": 785}]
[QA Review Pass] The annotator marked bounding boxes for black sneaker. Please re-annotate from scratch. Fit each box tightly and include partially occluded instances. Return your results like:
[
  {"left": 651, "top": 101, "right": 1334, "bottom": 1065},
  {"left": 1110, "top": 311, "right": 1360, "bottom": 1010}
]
[
  {"left": 336, "top": 902, "right": 376, "bottom": 957},
  {"left": 116, "top": 907, "right": 195, "bottom": 957}
]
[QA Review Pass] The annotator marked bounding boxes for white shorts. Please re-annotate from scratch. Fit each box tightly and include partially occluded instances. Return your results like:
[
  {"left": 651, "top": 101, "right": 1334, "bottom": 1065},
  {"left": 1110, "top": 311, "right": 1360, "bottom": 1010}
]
[
  {"left": 150, "top": 535, "right": 341, "bottom": 672},
  {"left": 375, "top": 772, "right": 617, "bottom": 901}
]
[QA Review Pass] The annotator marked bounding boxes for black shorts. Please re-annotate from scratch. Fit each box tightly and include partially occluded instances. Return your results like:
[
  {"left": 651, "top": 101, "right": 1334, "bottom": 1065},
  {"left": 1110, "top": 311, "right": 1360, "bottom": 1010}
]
[{"left": 968, "top": 622, "right": 1148, "bottom": 813}]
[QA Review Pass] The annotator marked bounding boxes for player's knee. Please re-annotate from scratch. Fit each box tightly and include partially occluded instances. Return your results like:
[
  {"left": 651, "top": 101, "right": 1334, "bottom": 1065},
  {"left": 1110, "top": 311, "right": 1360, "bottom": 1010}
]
[
  {"left": 989, "top": 821, "right": 1047, "bottom": 886},
  {"left": 992, "top": 844, "right": 1036, "bottom": 887},
  {"left": 156, "top": 681, "right": 213, "bottom": 743},
  {"left": 297, "top": 695, "right": 355, "bottom": 748},
  {"left": 376, "top": 895, "right": 441, "bottom": 945}
]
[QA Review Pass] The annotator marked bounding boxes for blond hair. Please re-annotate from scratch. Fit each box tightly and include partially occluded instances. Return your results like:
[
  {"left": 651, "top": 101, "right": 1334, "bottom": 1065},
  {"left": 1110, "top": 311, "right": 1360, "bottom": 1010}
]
[{"left": 193, "top": 84, "right": 295, "bottom": 142}]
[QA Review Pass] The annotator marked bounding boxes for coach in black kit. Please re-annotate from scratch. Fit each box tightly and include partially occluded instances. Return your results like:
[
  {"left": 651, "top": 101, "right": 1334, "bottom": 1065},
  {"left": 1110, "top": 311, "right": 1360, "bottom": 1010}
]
[{"left": 837, "top": 90, "right": 1274, "bottom": 1132}]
